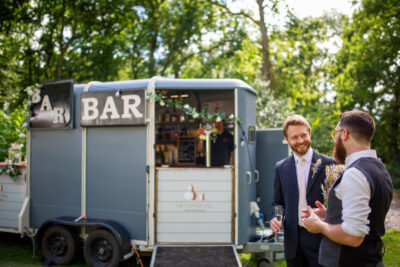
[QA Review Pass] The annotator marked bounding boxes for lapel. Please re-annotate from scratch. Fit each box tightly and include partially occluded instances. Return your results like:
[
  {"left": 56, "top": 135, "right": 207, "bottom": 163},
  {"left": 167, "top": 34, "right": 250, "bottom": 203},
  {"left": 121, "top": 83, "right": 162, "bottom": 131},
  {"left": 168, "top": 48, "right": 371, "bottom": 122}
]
[
  {"left": 288, "top": 155, "right": 298, "bottom": 194},
  {"left": 306, "top": 151, "right": 322, "bottom": 194}
]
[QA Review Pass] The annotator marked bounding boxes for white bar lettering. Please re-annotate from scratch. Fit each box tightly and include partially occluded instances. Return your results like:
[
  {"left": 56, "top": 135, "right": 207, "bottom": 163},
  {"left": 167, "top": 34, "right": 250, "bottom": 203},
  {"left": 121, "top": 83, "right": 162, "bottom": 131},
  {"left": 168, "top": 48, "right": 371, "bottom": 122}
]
[
  {"left": 53, "top": 107, "right": 65, "bottom": 123},
  {"left": 40, "top": 95, "right": 53, "bottom": 111},
  {"left": 32, "top": 89, "right": 41, "bottom": 103},
  {"left": 121, "top": 94, "right": 143, "bottom": 119},
  {"left": 100, "top": 96, "right": 120, "bottom": 120},
  {"left": 82, "top": 98, "right": 99, "bottom": 120}
]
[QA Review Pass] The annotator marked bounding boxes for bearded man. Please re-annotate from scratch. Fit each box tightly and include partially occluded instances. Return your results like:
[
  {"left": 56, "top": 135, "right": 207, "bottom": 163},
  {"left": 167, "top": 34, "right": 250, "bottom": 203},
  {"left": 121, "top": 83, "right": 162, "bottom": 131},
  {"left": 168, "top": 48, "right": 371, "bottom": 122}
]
[
  {"left": 303, "top": 110, "right": 393, "bottom": 267},
  {"left": 270, "top": 115, "right": 335, "bottom": 267}
]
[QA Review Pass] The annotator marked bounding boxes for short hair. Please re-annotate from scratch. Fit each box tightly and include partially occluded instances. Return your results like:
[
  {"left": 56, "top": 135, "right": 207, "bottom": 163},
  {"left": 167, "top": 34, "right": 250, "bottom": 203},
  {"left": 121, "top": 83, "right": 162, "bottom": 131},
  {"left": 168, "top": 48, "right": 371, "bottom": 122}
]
[
  {"left": 283, "top": 115, "right": 311, "bottom": 137},
  {"left": 339, "top": 110, "right": 375, "bottom": 143}
]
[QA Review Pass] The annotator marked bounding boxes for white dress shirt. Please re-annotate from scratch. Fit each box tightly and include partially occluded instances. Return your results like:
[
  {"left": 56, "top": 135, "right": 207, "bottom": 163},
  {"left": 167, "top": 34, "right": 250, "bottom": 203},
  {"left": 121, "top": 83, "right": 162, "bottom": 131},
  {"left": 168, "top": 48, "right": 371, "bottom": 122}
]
[
  {"left": 334, "top": 150, "right": 376, "bottom": 237},
  {"left": 294, "top": 148, "right": 313, "bottom": 187},
  {"left": 294, "top": 148, "right": 313, "bottom": 226}
]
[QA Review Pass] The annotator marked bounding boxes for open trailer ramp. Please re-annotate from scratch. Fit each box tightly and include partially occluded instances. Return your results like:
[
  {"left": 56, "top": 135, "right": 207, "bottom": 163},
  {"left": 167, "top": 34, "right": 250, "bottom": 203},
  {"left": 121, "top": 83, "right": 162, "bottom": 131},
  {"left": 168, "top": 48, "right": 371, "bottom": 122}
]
[{"left": 150, "top": 244, "right": 242, "bottom": 267}]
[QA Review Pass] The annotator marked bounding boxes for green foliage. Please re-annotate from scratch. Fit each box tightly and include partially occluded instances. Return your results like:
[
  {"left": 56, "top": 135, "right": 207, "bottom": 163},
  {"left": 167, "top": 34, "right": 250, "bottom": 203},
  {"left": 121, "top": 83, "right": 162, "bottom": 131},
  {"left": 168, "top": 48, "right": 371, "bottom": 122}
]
[
  {"left": 255, "top": 79, "right": 292, "bottom": 129},
  {"left": 332, "top": 0, "right": 400, "bottom": 187},
  {"left": 271, "top": 15, "right": 331, "bottom": 103},
  {"left": 0, "top": 104, "right": 27, "bottom": 180},
  {"left": 382, "top": 229, "right": 400, "bottom": 267},
  {"left": 258, "top": 14, "right": 342, "bottom": 154},
  {"left": 0, "top": 0, "right": 399, "bottom": 186},
  {"left": 0, "top": 107, "right": 27, "bottom": 162}
]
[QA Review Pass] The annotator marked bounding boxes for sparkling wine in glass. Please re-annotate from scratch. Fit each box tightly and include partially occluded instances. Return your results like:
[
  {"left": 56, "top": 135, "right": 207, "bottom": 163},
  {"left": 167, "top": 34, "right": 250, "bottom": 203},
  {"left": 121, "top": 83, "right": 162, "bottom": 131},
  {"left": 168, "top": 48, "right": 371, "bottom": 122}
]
[{"left": 275, "top": 205, "right": 283, "bottom": 222}]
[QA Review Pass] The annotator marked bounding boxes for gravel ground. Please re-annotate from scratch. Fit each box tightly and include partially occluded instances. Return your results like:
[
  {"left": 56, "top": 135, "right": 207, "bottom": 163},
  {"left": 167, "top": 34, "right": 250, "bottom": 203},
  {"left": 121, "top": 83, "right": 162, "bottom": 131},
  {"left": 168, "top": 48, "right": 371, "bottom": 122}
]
[{"left": 385, "top": 192, "right": 400, "bottom": 230}]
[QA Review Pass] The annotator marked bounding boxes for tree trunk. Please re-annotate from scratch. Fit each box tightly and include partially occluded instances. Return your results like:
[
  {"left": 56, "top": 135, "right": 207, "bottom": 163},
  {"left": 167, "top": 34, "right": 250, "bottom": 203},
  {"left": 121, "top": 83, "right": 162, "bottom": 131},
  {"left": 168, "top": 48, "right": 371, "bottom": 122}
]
[
  {"left": 256, "top": 0, "right": 275, "bottom": 92},
  {"left": 55, "top": 0, "right": 78, "bottom": 79}
]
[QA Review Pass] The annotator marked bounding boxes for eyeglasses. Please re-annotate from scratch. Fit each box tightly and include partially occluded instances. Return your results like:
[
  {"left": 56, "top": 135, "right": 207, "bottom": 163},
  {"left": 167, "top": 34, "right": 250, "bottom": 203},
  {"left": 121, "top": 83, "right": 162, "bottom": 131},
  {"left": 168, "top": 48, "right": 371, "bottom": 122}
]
[{"left": 330, "top": 129, "right": 344, "bottom": 141}]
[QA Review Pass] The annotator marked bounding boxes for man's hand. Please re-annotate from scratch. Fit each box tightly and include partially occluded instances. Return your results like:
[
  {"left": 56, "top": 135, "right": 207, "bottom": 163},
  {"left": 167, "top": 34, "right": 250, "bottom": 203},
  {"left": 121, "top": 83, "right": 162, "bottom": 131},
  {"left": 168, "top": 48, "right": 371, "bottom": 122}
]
[
  {"left": 270, "top": 217, "right": 282, "bottom": 234},
  {"left": 301, "top": 200, "right": 326, "bottom": 220},
  {"left": 303, "top": 206, "right": 325, "bottom": 234}
]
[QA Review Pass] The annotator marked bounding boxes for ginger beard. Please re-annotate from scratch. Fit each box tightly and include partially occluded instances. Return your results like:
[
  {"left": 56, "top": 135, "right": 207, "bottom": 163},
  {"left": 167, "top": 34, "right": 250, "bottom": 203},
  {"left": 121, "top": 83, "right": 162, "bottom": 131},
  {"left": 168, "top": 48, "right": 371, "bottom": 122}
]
[
  {"left": 333, "top": 135, "right": 347, "bottom": 164},
  {"left": 288, "top": 137, "right": 311, "bottom": 156}
]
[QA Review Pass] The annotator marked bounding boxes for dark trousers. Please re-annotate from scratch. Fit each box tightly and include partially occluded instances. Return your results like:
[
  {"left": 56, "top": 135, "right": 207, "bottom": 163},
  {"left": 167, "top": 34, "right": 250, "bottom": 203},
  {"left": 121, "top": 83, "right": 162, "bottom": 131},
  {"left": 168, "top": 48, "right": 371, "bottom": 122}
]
[{"left": 287, "top": 226, "right": 322, "bottom": 267}]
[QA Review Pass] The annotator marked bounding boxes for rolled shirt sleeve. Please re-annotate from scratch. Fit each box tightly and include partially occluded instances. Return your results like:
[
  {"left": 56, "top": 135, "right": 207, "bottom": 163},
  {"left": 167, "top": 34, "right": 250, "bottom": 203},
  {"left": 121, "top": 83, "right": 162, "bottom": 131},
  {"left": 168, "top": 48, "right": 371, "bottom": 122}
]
[{"left": 334, "top": 167, "right": 371, "bottom": 237}]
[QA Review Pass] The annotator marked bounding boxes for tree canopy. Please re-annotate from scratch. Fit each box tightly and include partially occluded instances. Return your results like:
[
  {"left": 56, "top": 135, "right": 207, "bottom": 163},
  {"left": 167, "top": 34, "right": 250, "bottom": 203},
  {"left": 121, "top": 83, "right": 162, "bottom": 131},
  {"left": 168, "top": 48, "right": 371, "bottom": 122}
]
[{"left": 0, "top": 0, "right": 399, "bottom": 186}]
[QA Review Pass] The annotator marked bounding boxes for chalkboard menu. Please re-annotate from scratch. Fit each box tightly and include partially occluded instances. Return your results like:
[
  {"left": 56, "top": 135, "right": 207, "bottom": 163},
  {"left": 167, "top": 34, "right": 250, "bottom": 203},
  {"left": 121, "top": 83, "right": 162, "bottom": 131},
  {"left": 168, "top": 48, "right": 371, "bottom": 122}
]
[{"left": 178, "top": 137, "right": 196, "bottom": 165}]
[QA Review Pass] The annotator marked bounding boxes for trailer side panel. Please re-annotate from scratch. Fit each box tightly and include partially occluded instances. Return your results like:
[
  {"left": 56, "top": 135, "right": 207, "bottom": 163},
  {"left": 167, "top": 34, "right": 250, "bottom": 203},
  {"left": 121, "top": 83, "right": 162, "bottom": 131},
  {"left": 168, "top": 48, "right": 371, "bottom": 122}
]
[
  {"left": 86, "top": 127, "right": 147, "bottom": 240},
  {"left": 30, "top": 129, "right": 82, "bottom": 228}
]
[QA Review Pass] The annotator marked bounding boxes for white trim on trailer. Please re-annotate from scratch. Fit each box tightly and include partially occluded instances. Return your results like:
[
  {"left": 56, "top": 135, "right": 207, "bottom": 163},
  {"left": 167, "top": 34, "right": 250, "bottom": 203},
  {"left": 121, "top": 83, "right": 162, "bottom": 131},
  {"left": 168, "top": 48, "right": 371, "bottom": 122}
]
[
  {"left": 22, "top": 129, "right": 32, "bottom": 235},
  {"left": 80, "top": 83, "right": 95, "bottom": 219},
  {"left": 81, "top": 128, "right": 87, "bottom": 219},
  {"left": 80, "top": 82, "right": 102, "bottom": 227},
  {"left": 234, "top": 88, "right": 239, "bottom": 246},
  {"left": 146, "top": 76, "right": 163, "bottom": 247}
]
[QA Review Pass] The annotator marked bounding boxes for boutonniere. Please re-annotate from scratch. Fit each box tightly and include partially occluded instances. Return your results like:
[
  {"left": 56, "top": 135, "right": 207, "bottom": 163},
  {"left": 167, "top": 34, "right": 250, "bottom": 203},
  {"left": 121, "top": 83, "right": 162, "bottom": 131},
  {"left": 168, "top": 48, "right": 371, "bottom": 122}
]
[{"left": 311, "top": 158, "right": 322, "bottom": 179}]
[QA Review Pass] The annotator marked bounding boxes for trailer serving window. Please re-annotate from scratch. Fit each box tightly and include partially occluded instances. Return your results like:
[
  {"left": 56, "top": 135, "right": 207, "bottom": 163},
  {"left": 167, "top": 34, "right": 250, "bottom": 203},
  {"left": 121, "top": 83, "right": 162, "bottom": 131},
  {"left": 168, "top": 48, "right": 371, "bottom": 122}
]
[{"left": 154, "top": 90, "right": 234, "bottom": 168}]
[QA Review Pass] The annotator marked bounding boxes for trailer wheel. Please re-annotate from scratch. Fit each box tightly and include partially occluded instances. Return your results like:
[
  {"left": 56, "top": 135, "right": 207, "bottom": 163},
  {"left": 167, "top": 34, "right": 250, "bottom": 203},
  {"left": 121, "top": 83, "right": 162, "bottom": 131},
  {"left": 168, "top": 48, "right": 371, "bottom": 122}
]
[
  {"left": 84, "top": 229, "right": 121, "bottom": 267},
  {"left": 41, "top": 225, "right": 79, "bottom": 265},
  {"left": 257, "top": 258, "right": 273, "bottom": 267}
]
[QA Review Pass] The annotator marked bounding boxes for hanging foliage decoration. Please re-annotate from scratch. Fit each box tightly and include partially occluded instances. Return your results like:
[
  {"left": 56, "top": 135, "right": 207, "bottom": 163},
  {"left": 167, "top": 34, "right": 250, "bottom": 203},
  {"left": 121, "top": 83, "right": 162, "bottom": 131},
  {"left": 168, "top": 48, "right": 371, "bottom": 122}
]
[{"left": 148, "top": 91, "right": 241, "bottom": 125}]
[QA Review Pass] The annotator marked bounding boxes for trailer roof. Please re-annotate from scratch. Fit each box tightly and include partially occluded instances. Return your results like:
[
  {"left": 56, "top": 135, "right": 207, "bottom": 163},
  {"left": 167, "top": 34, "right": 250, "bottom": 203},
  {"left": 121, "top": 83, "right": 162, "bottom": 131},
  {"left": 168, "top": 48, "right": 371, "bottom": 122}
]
[{"left": 75, "top": 78, "right": 256, "bottom": 95}]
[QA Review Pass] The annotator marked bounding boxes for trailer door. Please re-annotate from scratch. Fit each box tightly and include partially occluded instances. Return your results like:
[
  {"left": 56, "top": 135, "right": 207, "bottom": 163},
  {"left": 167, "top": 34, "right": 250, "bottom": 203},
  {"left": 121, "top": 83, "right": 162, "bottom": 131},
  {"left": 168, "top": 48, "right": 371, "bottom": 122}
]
[{"left": 82, "top": 88, "right": 148, "bottom": 240}]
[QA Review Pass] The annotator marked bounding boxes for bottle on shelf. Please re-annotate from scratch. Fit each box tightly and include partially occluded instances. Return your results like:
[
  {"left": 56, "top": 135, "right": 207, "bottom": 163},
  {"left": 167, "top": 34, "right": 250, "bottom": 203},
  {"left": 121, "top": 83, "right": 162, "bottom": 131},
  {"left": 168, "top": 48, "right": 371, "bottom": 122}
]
[
  {"left": 181, "top": 125, "right": 187, "bottom": 136},
  {"left": 163, "top": 145, "right": 169, "bottom": 164},
  {"left": 156, "top": 145, "right": 161, "bottom": 165},
  {"left": 160, "top": 144, "right": 165, "bottom": 164},
  {"left": 164, "top": 109, "right": 171, "bottom": 123},
  {"left": 157, "top": 125, "right": 163, "bottom": 140},
  {"left": 172, "top": 128, "right": 178, "bottom": 140},
  {"left": 179, "top": 111, "right": 185, "bottom": 122},
  {"left": 158, "top": 111, "right": 163, "bottom": 123},
  {"left": 171, "top": 108, "right": 178, "bottom": 122}
]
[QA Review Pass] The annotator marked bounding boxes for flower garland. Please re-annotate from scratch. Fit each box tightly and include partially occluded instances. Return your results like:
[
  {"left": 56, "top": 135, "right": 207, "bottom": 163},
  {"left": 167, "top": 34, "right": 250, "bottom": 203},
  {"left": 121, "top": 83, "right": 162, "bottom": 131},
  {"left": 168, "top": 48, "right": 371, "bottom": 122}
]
[{"left": 149, "top": 91, "right": 241, "bottom": 125}]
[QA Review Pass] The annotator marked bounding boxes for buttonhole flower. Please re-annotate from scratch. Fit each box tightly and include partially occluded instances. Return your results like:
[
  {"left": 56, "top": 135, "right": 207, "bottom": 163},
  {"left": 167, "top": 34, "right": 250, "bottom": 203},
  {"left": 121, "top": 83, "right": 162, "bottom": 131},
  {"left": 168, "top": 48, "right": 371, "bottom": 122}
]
[{"left": 311, "top": 158, "right": 322, "bottom": 179}]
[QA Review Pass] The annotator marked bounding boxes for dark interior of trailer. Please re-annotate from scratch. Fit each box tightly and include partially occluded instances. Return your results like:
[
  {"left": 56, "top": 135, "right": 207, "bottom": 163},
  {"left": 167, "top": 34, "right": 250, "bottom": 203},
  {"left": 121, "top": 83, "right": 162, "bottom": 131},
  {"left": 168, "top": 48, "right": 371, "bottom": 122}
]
[{"left": 155, "top": 89, "right": 234, "bottom": 167}]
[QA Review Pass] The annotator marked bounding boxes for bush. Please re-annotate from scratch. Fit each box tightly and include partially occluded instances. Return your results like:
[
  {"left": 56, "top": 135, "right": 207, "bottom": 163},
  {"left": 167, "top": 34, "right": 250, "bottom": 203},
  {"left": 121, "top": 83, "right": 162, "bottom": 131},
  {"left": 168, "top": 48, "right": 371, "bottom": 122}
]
[{"left": 0, "top": 106, "right": 27, "bottom": 162}]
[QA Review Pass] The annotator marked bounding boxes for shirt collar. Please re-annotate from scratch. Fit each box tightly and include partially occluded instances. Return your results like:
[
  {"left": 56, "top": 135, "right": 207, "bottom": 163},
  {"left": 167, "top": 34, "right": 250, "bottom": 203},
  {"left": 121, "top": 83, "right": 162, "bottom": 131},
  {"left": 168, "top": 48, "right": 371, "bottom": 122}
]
[
  {"left": 294, "top": 147, "right": 313, "bottom": 164},
  {"left": 345, "top": 149, "right": 377, "bottom": 168}
]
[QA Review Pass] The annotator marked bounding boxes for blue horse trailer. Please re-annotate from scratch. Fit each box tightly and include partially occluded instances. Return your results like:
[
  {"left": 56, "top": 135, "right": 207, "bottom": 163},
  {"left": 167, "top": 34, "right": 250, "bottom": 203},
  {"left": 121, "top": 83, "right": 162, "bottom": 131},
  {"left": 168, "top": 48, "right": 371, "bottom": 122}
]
[{"left": 0, "top": 78, "right": 288, "bottom": 266}]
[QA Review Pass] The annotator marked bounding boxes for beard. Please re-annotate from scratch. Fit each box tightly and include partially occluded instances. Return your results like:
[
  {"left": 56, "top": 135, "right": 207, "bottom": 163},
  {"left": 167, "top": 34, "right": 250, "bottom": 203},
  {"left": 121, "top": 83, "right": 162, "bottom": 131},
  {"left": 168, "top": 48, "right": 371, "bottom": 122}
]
[
  {"left": 333, "top": 136, "right": 347, "bottom": 164},
  {"left": 290, "top": 139, "right": 311, "bottom": 156}
]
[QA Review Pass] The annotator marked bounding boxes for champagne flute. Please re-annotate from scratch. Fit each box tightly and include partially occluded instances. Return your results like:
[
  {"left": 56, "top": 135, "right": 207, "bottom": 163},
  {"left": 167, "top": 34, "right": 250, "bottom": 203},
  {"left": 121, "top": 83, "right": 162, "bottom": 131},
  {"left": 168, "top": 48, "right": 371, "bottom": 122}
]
[
  {"left": 275, "top": 205, "right": 283, "bottom": 223},
  {"left": 274, "top": 205, "right": 284, "bottom": 240}
]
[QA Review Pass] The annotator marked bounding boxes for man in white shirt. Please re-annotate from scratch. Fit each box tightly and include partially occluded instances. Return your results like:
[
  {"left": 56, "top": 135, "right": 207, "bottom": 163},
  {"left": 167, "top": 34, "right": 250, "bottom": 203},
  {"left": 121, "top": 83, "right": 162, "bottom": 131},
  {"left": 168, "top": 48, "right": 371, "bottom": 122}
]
[{"left": 303, "top": 110, "right": 393, "bottom": 267}]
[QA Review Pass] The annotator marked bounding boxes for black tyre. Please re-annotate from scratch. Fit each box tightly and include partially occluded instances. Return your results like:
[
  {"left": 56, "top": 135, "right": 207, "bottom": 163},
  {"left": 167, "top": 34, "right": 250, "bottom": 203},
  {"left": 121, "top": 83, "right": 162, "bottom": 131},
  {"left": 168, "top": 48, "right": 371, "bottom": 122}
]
[
  {"left": 83, "top": 230, "right": 121, "bottom": 267},
  {"left": 257, "top": 258, "right": 272, "bottom": 267},
  {"left": 41, "top": 225, "right": 79, "bottom": 265}
]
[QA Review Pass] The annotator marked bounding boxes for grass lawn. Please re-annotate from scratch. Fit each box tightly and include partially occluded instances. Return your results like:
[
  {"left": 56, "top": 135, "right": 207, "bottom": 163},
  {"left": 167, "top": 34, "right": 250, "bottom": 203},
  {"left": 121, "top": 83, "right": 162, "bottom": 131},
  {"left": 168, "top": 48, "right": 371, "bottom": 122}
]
[{"left": 0, "top": 230, "right": 399, "bottom": 266}]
